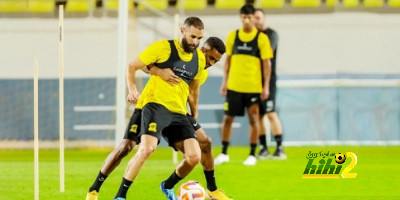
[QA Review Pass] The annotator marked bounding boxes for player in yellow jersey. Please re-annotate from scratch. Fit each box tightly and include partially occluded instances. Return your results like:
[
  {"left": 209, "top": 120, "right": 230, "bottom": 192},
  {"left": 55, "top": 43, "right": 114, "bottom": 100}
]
[
  {"left": 86, "top": 32, "right": 231, "bottom": 199},
  {"left": 215, "top": 4, "right": 273, "bottom": 166},
  {"left": 112, "top": 17, "right": 206, "bottom": 200}
]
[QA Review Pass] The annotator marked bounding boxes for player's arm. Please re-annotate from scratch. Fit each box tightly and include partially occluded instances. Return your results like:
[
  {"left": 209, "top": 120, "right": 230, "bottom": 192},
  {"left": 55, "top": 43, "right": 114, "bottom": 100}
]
[
  {"left": 220, "top": 55, "right": 231, "bottom": 97},
  {"left": 188, "top": 79, "right": 200, "bottom": 119},
  {"left": 146, "top": 65, "right": 181, "bottom": 86},
  {"left": 261, "top": 59, "right": 271, "bottom": 101},
  {"left": 126, "top": 58, "right": 146, "bottom": 104}
]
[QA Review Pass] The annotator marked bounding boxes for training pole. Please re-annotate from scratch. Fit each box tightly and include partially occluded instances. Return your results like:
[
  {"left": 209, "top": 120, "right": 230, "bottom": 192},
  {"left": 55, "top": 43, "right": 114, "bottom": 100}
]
[
  {"left": 34, "top": 59, "right": 39, "bottom": 200},
  {"left": 58, "top": 5, "right": 65, "bottom": 193}
]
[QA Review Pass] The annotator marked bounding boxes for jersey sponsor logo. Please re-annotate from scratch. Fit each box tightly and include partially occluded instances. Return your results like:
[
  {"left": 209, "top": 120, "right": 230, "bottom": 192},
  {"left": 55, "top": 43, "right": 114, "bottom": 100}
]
[
  {"left": 148, "top": 122, "right": 157, "bottom": 132},
  {"left": 173, "top": 66, "right": 193, "bottom": 78},
  {"left": 237, "top": 43, "right": 253, "bottom": 51},
  {"left": 130, "top": 124, "right": 138, "bottom": 133}
]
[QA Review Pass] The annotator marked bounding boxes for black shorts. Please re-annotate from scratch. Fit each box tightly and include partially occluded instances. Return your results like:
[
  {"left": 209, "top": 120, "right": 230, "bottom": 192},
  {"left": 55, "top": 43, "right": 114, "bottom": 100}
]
[
  {"left": 139, "top": 103, "right": 196, "bottom": 147},
  {"left": 186, "top": 114, "right": 201, "bottom": 131},
  {"left": 123, "top": 109, "right": 142, "bottom": 143},
  {"left": 259, "top": 85, "right": 277, "bottom": 115},
  {"left": 161, "top": 114, "right": 201, "bottom": 150},
  {"left": 224, "top": 90, "right": 261, "bottom": 116}
]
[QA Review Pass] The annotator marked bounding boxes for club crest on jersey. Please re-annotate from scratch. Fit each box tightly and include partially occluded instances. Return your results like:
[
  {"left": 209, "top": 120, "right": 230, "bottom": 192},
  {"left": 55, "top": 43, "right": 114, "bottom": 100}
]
[
  {"left": 130, "top": 124, "right": 138, "bottom": 133},
  {"left": 148, "top": 122, "right": 157, "bottom": 132}
]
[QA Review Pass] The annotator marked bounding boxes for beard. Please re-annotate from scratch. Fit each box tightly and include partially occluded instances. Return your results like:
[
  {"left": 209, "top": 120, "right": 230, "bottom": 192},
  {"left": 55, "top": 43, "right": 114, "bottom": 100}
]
[{"left": 182, "top": 37, "right": 197, "bottom": 53}]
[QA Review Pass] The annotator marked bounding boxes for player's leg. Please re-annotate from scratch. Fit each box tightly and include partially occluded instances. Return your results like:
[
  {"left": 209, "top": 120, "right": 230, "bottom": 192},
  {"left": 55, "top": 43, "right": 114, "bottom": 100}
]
[
  {"left": 216, "top": 90, "right": 244, "bottom": 165},
  {"left": 114, "top": 103, "right": 168, "bottom": 199},
  {"left": 114, "top": 135, "right": 158, "bottom": 199},
  {"left": 86, "top": 109, "right": 141, "bottom": 200},
  {"left": 266, "top": 111, "right": 286, "bottom": 159},
  {"left": 243, "top": 102, "right": 260, "bottom": 166},
  {"left": 161, "top": 122, "right": 200, "bottom": 200},
  {"left": 195, "top": 128, "right": 232, "bottom": 200},
  {"left": 258, "top": 114, "right": 270, "bottom": 158}
]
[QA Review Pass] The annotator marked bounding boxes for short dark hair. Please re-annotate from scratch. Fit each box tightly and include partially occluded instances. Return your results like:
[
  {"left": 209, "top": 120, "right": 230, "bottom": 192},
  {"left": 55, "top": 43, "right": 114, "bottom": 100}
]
[
  {"left": 255, "top": 8, "right": 265, "bottom": 14},
  {"left": 240, "top": 4, "right": 255, "bottom": 15},
  {"left": 205, "top": 37, "right": 226, "bottom": 55},
  {"left": 183, "top": 17, "right": 204, "bottom": 30}
]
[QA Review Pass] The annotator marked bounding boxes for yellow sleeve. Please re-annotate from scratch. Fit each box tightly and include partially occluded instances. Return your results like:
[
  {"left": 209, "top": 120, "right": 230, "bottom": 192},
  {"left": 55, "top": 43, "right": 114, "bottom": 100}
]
[
  {"left": 138, "top": 40, "right": 170, "bottom": 65},
  {"left": 225, "top": 31, "right": 236, "bottom": 56},
  {"left": 194, "top": 49, "right": 207, "bottom": 81},
  {"left": 258, "top": 33, "right": 274, "bottom": 60},
  {"left": 199, "top": 70, "right": 209, "bottom": 86}
]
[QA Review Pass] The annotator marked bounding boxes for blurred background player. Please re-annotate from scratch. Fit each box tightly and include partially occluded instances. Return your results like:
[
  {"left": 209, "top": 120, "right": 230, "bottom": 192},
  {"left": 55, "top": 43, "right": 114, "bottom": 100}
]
[
  {"left": 254, "top": 8, "right": 286, "bottom": 159},
  {"left": 215, "top": 4, "right": 273, "bottom": 166}
]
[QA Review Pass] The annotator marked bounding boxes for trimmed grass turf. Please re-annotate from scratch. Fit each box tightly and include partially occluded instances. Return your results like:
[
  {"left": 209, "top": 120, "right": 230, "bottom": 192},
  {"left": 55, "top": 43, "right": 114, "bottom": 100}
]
[{"left": 0, "top": 146, "right": 399, "bottom": 199}]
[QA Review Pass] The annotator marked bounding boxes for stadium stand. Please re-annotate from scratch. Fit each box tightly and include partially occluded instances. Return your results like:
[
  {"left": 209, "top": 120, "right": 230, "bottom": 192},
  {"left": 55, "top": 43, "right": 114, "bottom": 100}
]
[
  {"left": 176, "top": 0, "right": 207, "bottom": 10},
  {"left": 260, "top": 0, "right": 285, "bottom": 8},
  {"left": 291, "top": 0, "right": 321, "bottom": 7},
  {"left": 0, "top": 0, "right": 27, "bottom": 12},
  {"left": 137, "top": 0, "right": 168, "bottom": 10},
  {"left": 343, "top": 0, "right": 359, "bottom": 7},
  {"left": 388, "top": 0, "right": 400, "bottom": 7},
  {"left": 28, "top": 0, "right": 54, "bottom": 13},
  {"left": 363, "top": 0, "right": 384, "bottom": 7},
  {"left": 215, "top": 0, "right": 246, "bottom": 9}
]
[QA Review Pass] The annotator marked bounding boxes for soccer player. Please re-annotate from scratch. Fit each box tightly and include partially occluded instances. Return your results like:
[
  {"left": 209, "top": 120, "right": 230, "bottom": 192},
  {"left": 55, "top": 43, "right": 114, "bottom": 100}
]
[
  {"left": 254, "top": 8, "right": 286, "bottom": 159},
  {"left": 86, "top": 35, "right": 231, "bottom": 199},
  {"left": 215, "top": 4, "right": 273, "bottom": 166},
  {"left": 112, "top": 16, "right": 206, "bottom": 200}
]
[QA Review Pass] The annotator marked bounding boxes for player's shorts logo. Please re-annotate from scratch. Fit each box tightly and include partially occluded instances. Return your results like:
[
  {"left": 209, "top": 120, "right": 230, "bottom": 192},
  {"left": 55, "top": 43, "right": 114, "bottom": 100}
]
[
  {"left": 148, "top": 122, "right": 157, "bottom": 132},
  {"left": 130, "top": 124, "right": 138, "bottom": 133},
  {"left": 224, "top": 102, "right": 229, "bottom": 111}
]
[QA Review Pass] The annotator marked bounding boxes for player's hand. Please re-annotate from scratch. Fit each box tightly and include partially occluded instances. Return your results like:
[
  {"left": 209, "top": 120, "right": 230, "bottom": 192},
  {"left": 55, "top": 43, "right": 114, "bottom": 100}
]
[
  {"left": 127, "top": 90, "right": 140, "bottom": 104},
  {"left": 220, "top": 84, "right": 227, "bottom": 96},
  {"left": 158, "top": 68, "right": 181, "bottom": 86},
  {"left": 260, "top": 87, "right": 269, "bottom": 101}
]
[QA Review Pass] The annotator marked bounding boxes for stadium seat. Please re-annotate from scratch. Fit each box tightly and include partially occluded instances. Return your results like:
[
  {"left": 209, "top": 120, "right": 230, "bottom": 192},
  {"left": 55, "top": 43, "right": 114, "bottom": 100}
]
[
  {"left": 363, "top": 0, "right": 384, "bottom": 7},
  {"left": 343, "top": 0, "right": 359, "bottom": 7},
  {"left": 106, "top": 0, "right": 134, "bottom": 11},
  {"left": 260, "top": 0, "right": 285, "bottom": 8},
  {"left": 28, "top": 0, "right": 54, "bottom": 13},
  {"left": 0, "top": 0, "right": 27, "bottom": 12},
  {"left": 176, "top": 0, "right": 207, "bottom": 10},
  {"left": 291, "top": 0, "right": 321, "bottom": 7},
  {"left": 66, "top": 0, "right": 91, "bottom": 12},
  {"left": 137, "top": 0, "right": 168, "bottom": 10},
  {"left": 388, "top": 0, "right": 400, "bottom": 7},
  {"left": 215, "top": 0, "right": 245, "bottom": 9},
  {"left": 326, "top": 0, "right": 336, "bottom": 7}
]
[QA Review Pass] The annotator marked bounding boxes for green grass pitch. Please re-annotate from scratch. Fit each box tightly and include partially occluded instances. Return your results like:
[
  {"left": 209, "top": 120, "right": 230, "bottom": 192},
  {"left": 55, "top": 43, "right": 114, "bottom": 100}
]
[{"left": 1, "top": 146, "right": 399, "bottom": 199}]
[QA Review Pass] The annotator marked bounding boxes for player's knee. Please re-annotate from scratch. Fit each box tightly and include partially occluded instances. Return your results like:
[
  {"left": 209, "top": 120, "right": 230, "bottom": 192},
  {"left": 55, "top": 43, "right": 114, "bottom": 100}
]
[
  {"left": 223, "top": 115, "right": 234, "bottom": 125},
  {"left": 186, "top": 152, "right": 201, "bottom": 167},
  {"left": 118, "top": 141, "right": 135, "bottom": 158},
  {"left": 137, "top": 145, "right": 155, "bottom": 159},
  {"left": 200, "top": 136, "right": 212, "bottom": 153}
]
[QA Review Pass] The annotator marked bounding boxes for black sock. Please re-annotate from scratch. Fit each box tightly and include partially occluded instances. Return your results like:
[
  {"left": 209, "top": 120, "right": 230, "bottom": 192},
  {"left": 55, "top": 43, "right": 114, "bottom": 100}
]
[
  {"left": 259, "top": 134, "right": 267, "bottom": 149},
  {"left": 89, "top": 171, "right": 108, "bottom": 192},
  {"left": 115, "top": 177, "right": 132, "bottom": 199},
  {"left": 222, "top": 141, "right": 229, "bottom": 155},
  {"left": 164, "top": 171, "right": 183, "bottom": 189},
  {"left": 204, "top": 170, "right": 217, "bottom": 191},
  {"left": 250, "top": 143, "right": 257, "bottom": 156},
  {"left": 275, "top": 135, "right": 283, "bottom": 150}
]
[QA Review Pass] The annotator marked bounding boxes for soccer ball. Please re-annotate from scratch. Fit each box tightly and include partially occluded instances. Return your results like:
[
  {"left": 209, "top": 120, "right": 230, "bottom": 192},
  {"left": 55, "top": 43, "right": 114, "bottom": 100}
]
[
  {"left": 335, "top": 153, "right": 346, "bottom": 164},
  {"left": 177, "top": 180, "right": 206, "bottom": 200}
]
